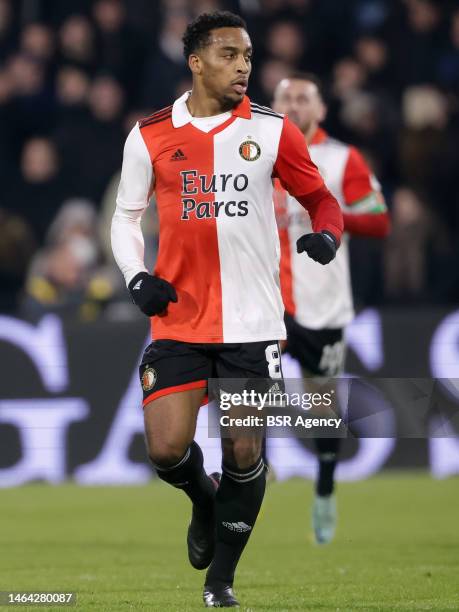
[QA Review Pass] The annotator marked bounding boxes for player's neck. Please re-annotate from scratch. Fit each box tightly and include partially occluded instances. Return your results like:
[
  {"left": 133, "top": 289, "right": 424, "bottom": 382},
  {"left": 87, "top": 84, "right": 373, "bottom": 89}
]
[
  {"left": 186, "top": 88, "right": 231, "bottom": 118},
  {"left": 305, "top": 123, "right": 319, "bottom": 145}
]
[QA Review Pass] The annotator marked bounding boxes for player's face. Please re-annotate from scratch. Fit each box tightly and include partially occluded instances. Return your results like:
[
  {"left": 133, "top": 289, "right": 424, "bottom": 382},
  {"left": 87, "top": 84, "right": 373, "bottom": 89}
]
[
  {"left": 273, "top": 79, "right": 326, "bottom": 133},
  {"left": 196, "top": 27, "right": 252, "bottom": 108}
]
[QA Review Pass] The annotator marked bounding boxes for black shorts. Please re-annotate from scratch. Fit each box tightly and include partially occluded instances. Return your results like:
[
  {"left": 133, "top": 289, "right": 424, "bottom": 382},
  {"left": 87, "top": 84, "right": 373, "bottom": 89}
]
[
  {"left": 139, "top": 339, "right": 283, "bottom": 407},
  {"left": 284, "top": 313, "right": 345, "bottom": 376}
]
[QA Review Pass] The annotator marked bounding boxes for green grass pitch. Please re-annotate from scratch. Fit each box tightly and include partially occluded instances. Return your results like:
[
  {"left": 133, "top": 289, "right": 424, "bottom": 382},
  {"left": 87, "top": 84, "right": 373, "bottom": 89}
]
[{"left": 1, "top": 473, "right": 458, "bottom": 611}]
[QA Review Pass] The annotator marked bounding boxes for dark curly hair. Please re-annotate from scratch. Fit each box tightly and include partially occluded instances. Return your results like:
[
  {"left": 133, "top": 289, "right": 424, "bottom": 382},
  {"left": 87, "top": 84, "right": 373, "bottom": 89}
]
[{"left": 182, "top": 11, "right": 247, "bottom": 60}]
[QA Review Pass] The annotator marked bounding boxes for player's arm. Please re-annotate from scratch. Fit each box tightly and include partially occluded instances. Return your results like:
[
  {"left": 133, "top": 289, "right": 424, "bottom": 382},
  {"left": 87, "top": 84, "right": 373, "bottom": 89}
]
[
  {"left": 273, "top": 116, "right": 343, "bottom": 265},
  {"left": 341, "top": 147, "right": 390, "bottom": 238},
  {"left": 111, "top": 123, "right": 177, "bottom": 316}
]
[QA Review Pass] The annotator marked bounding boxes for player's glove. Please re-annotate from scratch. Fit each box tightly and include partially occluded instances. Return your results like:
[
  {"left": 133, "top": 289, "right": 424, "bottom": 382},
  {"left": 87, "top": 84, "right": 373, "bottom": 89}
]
[
  {"left": 296, "top": 230, "right": 338, "bottom": 265},
  {"left": 128, "top": 272, "right": 177, "bottom": 316}
]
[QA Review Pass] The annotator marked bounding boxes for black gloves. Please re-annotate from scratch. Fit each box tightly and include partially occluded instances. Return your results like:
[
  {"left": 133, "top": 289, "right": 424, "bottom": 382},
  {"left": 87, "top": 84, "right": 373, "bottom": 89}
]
[
  {"left": 128, "top": 272, "right": 177, "bottom": 316},
  {"left": 296, "top": 230, "right": 338, "bottom": 265}
]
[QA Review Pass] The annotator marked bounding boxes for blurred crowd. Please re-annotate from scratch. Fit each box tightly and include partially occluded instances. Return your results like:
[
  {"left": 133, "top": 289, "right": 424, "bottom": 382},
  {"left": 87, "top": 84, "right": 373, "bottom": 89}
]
[{"left": 0, "top": 0, "right": 458, "bottom": 320}]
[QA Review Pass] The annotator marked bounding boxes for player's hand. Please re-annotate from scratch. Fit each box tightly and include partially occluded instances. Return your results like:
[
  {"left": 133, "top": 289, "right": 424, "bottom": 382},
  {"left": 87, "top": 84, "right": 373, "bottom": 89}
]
[
  {"left": 296, "top": 231, "right": 338, "bottom": 265},
  {"left": 128, "top": 272, "right": 178, "bottom": 316}
]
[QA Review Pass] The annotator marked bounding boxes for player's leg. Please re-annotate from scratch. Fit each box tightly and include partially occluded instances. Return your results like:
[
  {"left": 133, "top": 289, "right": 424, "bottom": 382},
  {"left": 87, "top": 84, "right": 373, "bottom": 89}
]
[
  {"left": 284, "top": 314, "right": 344, "bottom": 544},
  {"left": 144, "top": 387, "right": 211, "bottom": 507},
  {"left": 140, "top": 340, "right": 217, "bottom": 569},
  {"left": 203, "top": 341, "right": 280, "bottom": 607},
  {"left": 204, "top": 420, "right": 265, "bottom": 607},
  {"left": 306, "top": 333, "right": 344, "bottom": 544}
]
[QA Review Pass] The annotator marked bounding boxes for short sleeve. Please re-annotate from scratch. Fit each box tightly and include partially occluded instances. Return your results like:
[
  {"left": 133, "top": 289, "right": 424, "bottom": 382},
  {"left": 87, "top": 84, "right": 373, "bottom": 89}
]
[
  {"left": 116, "top": 123, "right": 154, "bottom": 210},
  {"left": 273, "top": 116, "right": 324, "bottom": 198}
]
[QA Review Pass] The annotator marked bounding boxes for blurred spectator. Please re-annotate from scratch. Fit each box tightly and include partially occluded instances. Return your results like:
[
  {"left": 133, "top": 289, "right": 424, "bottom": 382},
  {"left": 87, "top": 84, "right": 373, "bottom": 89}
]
[
  {"left": 5, "top": 137, "right": 66, "bottom": 244},
  {"left": 46, "top": 198, "right": 100, "bottom": 259},
  {"left": 399, "top": 84, "right": 459, "bottom": 243},
  {"left": 21, "top": 199, "right": 118, "bottom": 321},
  {"left": 54, "top": 75, "right": 124, "bottom": 203},
  {"left": 341, "top": 92, "right": 380, "bottom": 137},
  {"left": 354, "top": 36, "right": 390, "bottom": 92},
  {"left": 332, "top": 58, "right": 367, "bottom": 100},
  {"left": 393, "top": 0, "right": 444, "bottom": 88},
  {"left": 384, "top": 188, "right": 431, "bottom": 299},
  {"left": 20, "top": 22, "right": 54, "bottom": 62},
  {"left": 58, "top": 14, "right": 96, "bottom": 73},
  {"left": 142, "top": 10, "right": 189, "bottom": 108},
  {"left": 399, "top": 85, "right": 449, "bottom": 195},
  {"left": 89, "top": 74, "right": 124, "bottom": 121},
  {"left": 55, "top": 65, "right": 90, "bottom": 108},
  {"left": 6, "top": 53, "right": 54, "bottom": 145},
  {"left": 265, "top": 21, "right": 305, "bottom": 65},
  {"left": 92, "top": 0, "right": 147, "bottom": 101},
  {"left": 8, "top": 52, "right": 45, "bottom": 96},
  {"left": 93, "top": 0, "right": 125, "bottom": 35}
]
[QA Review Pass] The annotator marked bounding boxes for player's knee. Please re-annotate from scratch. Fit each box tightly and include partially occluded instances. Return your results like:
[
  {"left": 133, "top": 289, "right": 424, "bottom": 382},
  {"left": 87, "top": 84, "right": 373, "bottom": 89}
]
[
  {"left": 227, "top": 437, "right": 262, "bottom": 469},
  {"left": 148, "top": 440, "right": 188, "bottom": 469}
]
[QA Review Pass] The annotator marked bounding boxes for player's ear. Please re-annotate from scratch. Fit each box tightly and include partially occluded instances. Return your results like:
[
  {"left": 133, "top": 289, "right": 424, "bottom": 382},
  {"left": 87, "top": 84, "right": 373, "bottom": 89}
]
[{"left": 188, "top": 53, "right": 202, "bottom": 76}]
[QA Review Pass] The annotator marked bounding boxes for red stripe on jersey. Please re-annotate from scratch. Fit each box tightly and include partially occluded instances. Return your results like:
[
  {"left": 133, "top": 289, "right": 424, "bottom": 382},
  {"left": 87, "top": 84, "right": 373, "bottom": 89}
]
[
  {"left": 273, "top": 179, "right": 295, "bottom": 316},
  {"left": 140, "top": 121, "right": 224, "bottom": 342},
  {"left": 273, "top": 117, "right": 324, "bottom": 197}
]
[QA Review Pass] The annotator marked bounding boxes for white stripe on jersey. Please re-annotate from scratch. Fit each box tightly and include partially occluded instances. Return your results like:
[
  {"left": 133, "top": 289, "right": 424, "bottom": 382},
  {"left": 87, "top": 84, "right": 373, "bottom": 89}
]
[
  {"left": 286, "top": 139, "right": 354, "bottom": 329},
  {"left": 214, "top": 113, "right": 286, "bottom": 342}
]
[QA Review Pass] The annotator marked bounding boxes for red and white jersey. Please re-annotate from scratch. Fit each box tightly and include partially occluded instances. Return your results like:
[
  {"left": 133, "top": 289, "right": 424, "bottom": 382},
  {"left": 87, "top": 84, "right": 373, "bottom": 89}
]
[
  {"left": 275, "top": 128, "right": 385, "bottom": 330},
  {"left": 112, "top": 92, "right": 340, "bottom": 343}
]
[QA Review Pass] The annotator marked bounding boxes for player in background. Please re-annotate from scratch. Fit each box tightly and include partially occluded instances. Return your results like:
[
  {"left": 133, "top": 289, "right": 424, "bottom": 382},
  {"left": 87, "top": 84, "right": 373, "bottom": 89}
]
[
  {"left": 272, "top": 73, "right": 390, "bottom": 545},
  {"left": 111, "top": 13, "right": 343, "bottom": 608}
]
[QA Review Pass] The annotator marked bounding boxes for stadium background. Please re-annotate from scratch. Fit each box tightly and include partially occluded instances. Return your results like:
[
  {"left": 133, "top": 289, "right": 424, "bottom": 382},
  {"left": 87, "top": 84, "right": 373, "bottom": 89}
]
[
  {"left": 1, "top": 0, "right": 459, "bottom": 485},
  {"left": 1, "top": 2, "right": 459, "bottom": 610}
]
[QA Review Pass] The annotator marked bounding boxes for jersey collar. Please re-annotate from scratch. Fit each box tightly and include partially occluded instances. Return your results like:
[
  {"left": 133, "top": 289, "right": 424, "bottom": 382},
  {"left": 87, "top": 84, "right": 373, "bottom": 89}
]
[
  {"left": 310, "top": 127, "right": 328, "bottom": 145},
  {"left": 172, "top": 91, "right": 251, "bottom": 127}
]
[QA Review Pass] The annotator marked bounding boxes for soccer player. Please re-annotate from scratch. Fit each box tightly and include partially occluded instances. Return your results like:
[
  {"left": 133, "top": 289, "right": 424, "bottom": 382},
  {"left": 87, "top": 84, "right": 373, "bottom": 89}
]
[
  {"left": 272, "top": 73, "right": 390, "bottom": 544},
  {"left": 111, "top": 13, "right": 343, "bottom": 608}
]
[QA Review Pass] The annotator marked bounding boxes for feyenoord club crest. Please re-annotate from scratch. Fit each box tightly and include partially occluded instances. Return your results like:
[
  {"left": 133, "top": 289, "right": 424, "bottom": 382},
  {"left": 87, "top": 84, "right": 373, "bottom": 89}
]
[
  {"left": 141, "top": 366, "right": 157, "bottom": 391},
  {"left": 239, "top": 139, "right": 261, "bottom": 161}
]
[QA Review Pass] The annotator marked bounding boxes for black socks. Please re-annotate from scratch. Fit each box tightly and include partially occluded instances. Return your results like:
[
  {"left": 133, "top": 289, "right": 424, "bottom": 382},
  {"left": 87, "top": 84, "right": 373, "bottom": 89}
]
[
  {"left": 152, "top": 444, "right": 267, "bottom": 587},
  {"left": 205, "top": 456, "right": 266, "bottom": 587},
  {"left": 151, "top": 441, "right": 216, "bottom": 520},
  {"left": 315, "top": 437, "right": 340, "bottom": 497}
]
